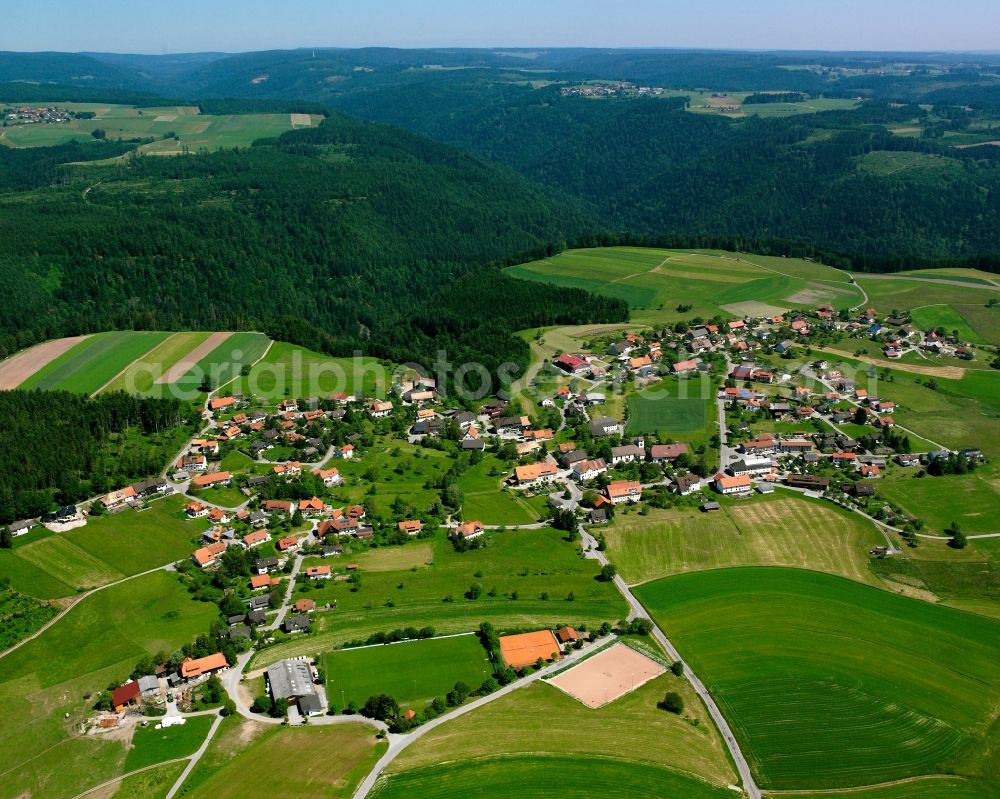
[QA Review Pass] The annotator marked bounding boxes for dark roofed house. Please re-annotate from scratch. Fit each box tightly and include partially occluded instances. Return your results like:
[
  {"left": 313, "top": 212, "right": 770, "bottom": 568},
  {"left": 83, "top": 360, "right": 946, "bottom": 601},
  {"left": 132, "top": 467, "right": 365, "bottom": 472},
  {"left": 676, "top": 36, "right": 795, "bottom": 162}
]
[
  {"left": 283, "top": 615, "right": 311, "bottom": 634},
  {"left": 225, "top": 625, "right": 252, "bottom": 641},
  {"left": 247, "top": 609, "right": 267, "bottom": 626}
]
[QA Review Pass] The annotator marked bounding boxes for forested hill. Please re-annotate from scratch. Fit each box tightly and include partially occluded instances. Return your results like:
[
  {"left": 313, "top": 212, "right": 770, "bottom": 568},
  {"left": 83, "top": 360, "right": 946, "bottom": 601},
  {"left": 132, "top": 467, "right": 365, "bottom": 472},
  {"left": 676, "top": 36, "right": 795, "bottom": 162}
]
[
  {"left": 333, "top": 83, "right": 1000, "bottom": 270},
  {"left": 0, "top": 113, "right": 624, "bottom": 377}
]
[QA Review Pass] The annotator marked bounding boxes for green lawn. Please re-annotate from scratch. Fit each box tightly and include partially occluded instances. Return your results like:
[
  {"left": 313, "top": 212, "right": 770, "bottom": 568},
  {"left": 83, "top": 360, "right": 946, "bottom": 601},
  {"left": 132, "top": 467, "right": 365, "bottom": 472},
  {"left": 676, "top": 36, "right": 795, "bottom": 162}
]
[
  {"left": 627, "top": 393, "right": 707, "bottom": 434},
  {"left": 251, "top": 530, "right": 626, "bottom": 668},
  {"left": 373, "top": 755, "right": 734, "bottom": 799},
  {"left": 324, "top": 634, "right": 493, "bottom": 709},
  {"left": 0, "top": 570, "right": 218, "bottom": 799},
  {"left": 124, "top": 714, "right": 215, "bottom": 772},
  {"left": 634, "top": 568, "right": 1000, "bottom": 791},
  {"left": 227, "top": 341, "right": 389, "bottom": 403},
  {"left": 19, "top": 331, "right": 171, "bottom": 394},
  {"left": 330, "top": 436, "right": 451, "bottom": 512},
  {"left": 457, "top": 455, "right": 548, "bottom": 525},
  {"left": 174, "top": 718, "right": 384, "bottom": 799}
]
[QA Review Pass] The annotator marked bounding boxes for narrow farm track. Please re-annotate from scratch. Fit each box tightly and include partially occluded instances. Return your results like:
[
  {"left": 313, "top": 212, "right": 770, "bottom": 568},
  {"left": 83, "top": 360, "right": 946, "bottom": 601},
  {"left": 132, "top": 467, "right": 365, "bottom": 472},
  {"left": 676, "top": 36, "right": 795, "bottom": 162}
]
[
  {"left": 164, "top": 711, "right": 224, "bottom": 799},
  {"left": 69, "top": 757, "right": 188, "bottom": 799},
  {"left": 578, "top": 524, "right": 762, "bottom": 799}
]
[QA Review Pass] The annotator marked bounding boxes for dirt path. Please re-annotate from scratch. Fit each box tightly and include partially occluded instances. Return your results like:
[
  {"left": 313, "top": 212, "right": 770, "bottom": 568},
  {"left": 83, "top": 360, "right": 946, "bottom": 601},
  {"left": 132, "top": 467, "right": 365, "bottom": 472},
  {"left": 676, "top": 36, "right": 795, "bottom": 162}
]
[
  {"left": 852, "top": 273, "right": 1000, "bottom": 291},
  {"left": 814, "top": 347, "right": 966, "bottom": 379},
  {"left": 0, "top": 335, "right": 91, "bottom": 389},
  {"left": 155, "top": 332, "right": 233, "bottom": 385}
]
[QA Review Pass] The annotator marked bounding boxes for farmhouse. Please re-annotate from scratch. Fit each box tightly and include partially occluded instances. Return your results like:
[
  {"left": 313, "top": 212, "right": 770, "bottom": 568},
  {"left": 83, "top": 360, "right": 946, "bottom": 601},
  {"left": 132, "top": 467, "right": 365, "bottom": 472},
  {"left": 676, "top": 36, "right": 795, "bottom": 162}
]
[
  {"left": 191, "top": 471, "right": 232, "bottom": 489},
  {"left": 611, "top": 444, "right": 644, "bottom": 464},
  {"left": 606, "top": 480, "right": 642, "bottom": 504},
  {"left": 110, "top": 681, "right": 140, "bottom": 712},
  {"left": 398, "top": 520, "right": 423, "bottom": 535},
  {"left": 588, "top": 416, "right": 622, "bottom": 437},
  {"left": 453, "top": 520, "right": 485, "bottom": 540},
  {"left": 208, "top": 397, "right": 236, "bottom": 413},
  {"left": 673, "top": 358, "right": 699, "bottom": 375},
  {"left": 513, "top": 460, "right": 559, "bottom": 486},
  {"left": 713, "top": 474, "right": 752, "bottom": 496},
  {"left": 283, "top": 615, "right": 311, "bottom": 634},
  {"left": 552, "top": 353, "right": 589, "bottom": 375},
  {"left": 98, "top": 486, "right": 136, "bottom": 511},
  {"left": 314, "top": 468, "right": 342, "bottom": 486},
  {"left": 650, "top": 442, "right": 689, "bottom": 462},
  {"left": 369, "top": 401, "right": 394, "bottom": 418},
  {"left": 276, "top": 535, "right": 300, "bottom": 552},
  {"left": 262, "top": 500, "right": 294, "bottom": 516},
  {"left": 305, "top": 565, "right": 331, "bottom": 580},
  {"left": 785, "top": 474, "right": 830, "bottom": 490},
  {"left": 180, "top": 653, "right": 228, "bottom": 681},
  {"left": 572, "top": 458, "right": 608, "bottom": 481},
  {"left": 499, "top": 630, "right": 562, "bottom": 669},
  {"left": 674, "top": 474, "right": 703, "bottom": 496}
]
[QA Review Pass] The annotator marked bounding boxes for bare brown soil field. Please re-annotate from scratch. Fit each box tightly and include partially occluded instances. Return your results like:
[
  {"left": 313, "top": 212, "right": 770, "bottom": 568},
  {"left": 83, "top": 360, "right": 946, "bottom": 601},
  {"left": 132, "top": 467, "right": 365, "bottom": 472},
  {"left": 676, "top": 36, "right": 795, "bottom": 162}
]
[
  {"left": 548, "top": 643, "right": 665, "bottom": 708},
  {"left": 0, "top": 335, "right": 91, "bottom": 389},
  {"left": 816, "top": 347, "right": 966, "bottom": 378}
]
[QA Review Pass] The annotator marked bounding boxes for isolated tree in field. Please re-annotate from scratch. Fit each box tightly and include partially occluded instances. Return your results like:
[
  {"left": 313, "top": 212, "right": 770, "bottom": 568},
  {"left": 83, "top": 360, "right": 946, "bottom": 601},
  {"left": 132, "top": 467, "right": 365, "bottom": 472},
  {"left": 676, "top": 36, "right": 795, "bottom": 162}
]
[
  {"left": 599, "top": 563, "right": 617, "bottom": 582},
  {"left": 659, "top": 691, "right": 684, "bottom": 714},
  {"left": 670, "top": 660, "right": 684, "bottom": 677},
  {"left": 466, "top": 582, "right": 483, "bottom": 600},
  {"left": 90, "top": 128, "right": 106, "bottom": 139},
  {"left": 948, "top": 522, "right": 967, "bottom": 549}
]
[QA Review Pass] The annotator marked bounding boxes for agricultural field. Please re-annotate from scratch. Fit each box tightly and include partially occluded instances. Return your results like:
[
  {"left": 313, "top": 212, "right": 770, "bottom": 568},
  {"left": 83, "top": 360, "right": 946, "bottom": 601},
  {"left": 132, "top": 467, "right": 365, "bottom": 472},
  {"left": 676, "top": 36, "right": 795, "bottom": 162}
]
[
  {"left": 854, "top": 274, "right": 1000, "bottom": 336},
  {"left": 175, "top": 717, "right": 384, "bottom": 799},
  {"left": 504, "top": 247, "right": 863, "bottom": 326},
  {"left": 602, "top": 493, "right": 885, "bottom": 587},
  {"left": 99, "top": 331, "right": 217, "bottom": 394},
  {"left": 79, "top": 762, "right": 187, "bottom": 799},
  {"left": 170, "top": 331, "right": 271, "bottom": 395},
  {"left": 910, "top": 304, "right": 990, "bottom": 345},
  {"left": 658, "top": 88, "right": 858, "bottom": 119},
  {"left": 0, "top": 495, "right": 208, "bottom": 598},
  {"left": 626, "top": 380, "right": 712, "bottom": 438},
  {"left": 323, "top": 634, "right": 493, "bottom": 709},
  {"left": 793, "top": 777, "right": 1000, "bottom": 799},
  {"left": 0, "top": 570, "right": 218, "bottom": 799},
  {"left": 635, "top": 568, "right": 1000, "bottom": 791},
  {"left": 0, "top": 102, "right": 322, "bottom": 153},
  {"left": 18, "top": 331, "right": 172, "bottom": 394},
  {"left": 227, "top": 341, "right": 390, "bottom": 404},
  {"left": 250, "top": 529, "right": 626, "bottom": 668},
  {"left": 373, "top": 755, "right": 734, "bottom": 799},
  {"left": 382, "top": 673, "right": 735, "bottom": 793}
]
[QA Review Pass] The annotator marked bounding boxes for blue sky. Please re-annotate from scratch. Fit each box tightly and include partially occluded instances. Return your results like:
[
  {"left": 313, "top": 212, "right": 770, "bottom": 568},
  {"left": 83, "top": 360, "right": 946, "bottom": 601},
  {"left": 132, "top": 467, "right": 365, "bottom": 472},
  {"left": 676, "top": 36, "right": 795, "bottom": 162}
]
[{"left": 2, "top": 0, "right": 996, "bottom": 54}]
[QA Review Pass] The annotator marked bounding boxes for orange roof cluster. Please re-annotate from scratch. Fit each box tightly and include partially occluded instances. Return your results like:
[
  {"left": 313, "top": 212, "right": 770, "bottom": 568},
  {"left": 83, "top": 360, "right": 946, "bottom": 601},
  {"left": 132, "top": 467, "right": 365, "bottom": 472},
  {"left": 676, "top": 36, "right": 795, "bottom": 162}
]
[{"left": 514, "top": 461, "right": 558, "bottom": 482}]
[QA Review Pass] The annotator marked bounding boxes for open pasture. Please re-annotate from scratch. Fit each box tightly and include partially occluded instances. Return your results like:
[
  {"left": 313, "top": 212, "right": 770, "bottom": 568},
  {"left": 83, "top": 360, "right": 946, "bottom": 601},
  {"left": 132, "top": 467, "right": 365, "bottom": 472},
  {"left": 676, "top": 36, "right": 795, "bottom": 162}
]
[
  {"left": 876, "top": 471, "right": 999, "bottom": 536},
  {"left": 227, "top": 340, "right": 388, "bottom": 403},
  {"left": 635, "top": 568, "right": 1000, "bottom": 791},
  {"left": 626, "top": 392, "right": 707, "bottom": 435},
  {"left": 18, "top": 331, "right": 171, "bottom": 394},
  {"left": 323, "top": 634, "right": 493, "bottom": 709},
  {"left": 457, "top": 454, "right": 549, "bottom": 525},
  {"left": 603, "top": 495, "right": 885, "bottom": 587},
  {"left": 250, "top": 529, "right": 626, "bottom": 669},
  {"left": 386, "top": 672, "right": 736, "bottom": 790},
  {"left": 504, "top": 247, "right": 863, "bottom": 325},
  {"left": 0, "top": 102, "right": 322, "bottom": 153},
  {"left": 0, "top": 570, "right": 218, "bottom": 799},
  {"left": 123, "top": 713, "right": 215, "bottom": 772}
]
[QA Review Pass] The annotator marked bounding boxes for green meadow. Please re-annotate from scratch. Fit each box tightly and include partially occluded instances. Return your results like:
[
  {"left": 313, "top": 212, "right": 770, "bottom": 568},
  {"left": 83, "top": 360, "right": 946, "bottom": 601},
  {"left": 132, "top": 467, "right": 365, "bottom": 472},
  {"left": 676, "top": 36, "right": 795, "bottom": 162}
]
[
  {"left": 910, "top": 304, "right": 989, "bottom": 344},
  {"left": 124, "top": 714, "right": 215, "bottom": 772},
  {"left": 323, "top": 634, "right": 493, "bottom": 709},
  {"left": 0, "top": 570, "right": 218, "bottom": 799},
  {"left": 227, "top": 340, "right": 390, "bottom": 403},
  {"left": 635, "top": 568, "right": 1000, "bottom": 791}
]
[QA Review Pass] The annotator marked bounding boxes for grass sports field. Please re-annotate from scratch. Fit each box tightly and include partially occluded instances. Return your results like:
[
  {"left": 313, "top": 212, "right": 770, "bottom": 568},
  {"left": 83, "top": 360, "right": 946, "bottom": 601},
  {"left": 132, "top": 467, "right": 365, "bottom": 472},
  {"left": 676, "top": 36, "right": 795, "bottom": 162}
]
[
  {"left": 387, "top": 674, "right": 735, "bottom": 789},
  {"left": 0, "top": 102, "right": 322, "bottom": 153},
  {"left": 176, "top": 718, "right": 384, "bottom": 799},
  {"left": 323, "top": 634, "right": 493, "bottom": 709},
  {"left": 0, "top": 570, "right": 217, "bottom": 799},
  {"left": 635, "top": 568, "right": 1000, "bottom": 791},
  {"left": 250, "top": 529, "right": 626, "bottom": 669},
  {"left": 602, "top": 493, "right": 885, "bottom": 586},
  {"left": 504, "top": 247, "right": 863, "bottom": 325},
  {"left": 18, "top": 330, "right": 171, "bottom": 394}
]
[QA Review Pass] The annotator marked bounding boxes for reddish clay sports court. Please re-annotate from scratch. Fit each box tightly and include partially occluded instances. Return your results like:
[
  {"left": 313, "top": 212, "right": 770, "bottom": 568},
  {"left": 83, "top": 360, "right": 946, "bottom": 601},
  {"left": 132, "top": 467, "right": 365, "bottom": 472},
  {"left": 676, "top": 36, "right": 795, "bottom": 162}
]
[{"left": 548, "top": 642, "right": 665, "bottom": 708}]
